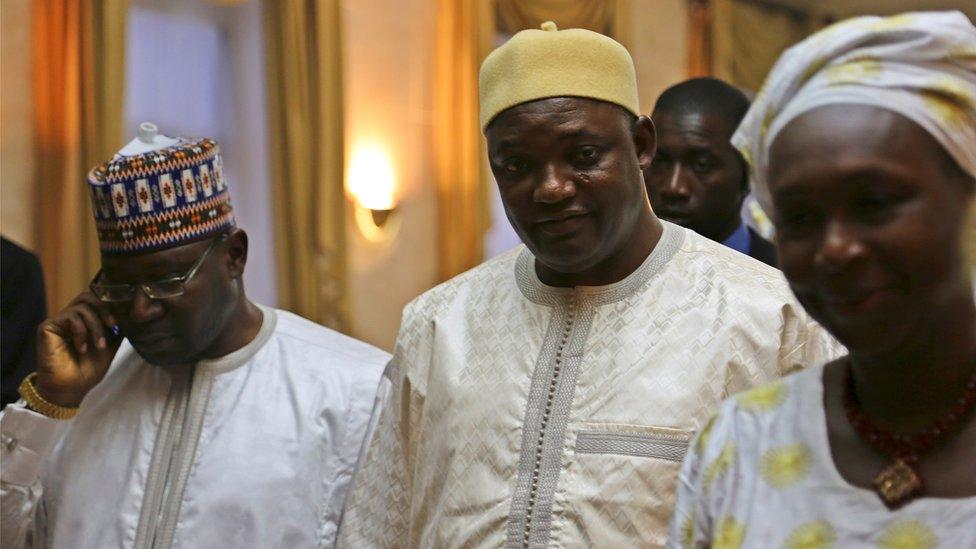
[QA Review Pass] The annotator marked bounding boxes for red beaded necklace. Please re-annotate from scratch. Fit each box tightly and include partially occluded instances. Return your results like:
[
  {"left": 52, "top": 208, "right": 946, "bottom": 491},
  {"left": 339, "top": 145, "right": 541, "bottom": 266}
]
[{"left": 842, "top": 359, "right": 976, "bottom": 509}]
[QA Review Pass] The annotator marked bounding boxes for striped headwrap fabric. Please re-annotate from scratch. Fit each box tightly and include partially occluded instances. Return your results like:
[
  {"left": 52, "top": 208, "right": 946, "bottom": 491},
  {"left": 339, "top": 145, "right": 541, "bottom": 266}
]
[{"left": 732, "top": 10, "right": 976, "bottom": 215}]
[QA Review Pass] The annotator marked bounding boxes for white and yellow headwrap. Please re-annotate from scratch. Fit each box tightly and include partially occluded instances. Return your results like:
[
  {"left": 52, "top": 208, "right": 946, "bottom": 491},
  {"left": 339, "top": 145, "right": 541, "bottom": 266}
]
[{"left": 732, "top": 10, "right": 976, "bottom": 215}]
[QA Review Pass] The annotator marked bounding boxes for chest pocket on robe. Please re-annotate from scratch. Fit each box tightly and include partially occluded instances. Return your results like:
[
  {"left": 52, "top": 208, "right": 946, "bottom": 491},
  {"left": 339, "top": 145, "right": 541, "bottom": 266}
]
[{"left": 554, "top": 423, "right": 695, "bottom": 546}]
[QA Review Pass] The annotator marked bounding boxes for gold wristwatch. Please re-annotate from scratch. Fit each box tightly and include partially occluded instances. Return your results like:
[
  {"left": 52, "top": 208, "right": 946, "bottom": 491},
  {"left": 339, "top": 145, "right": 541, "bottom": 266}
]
[{"left": 18, "top": 373, "right": 79, "bottom": 420}]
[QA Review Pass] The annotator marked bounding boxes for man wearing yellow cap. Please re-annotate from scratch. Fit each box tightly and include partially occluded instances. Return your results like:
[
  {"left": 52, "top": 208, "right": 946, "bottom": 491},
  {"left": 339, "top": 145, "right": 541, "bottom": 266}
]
[
  {"left": 339, "top": 23, "right": 839, "bottom": 547},
  {"left": 1, "top": 127, "right": 388, "bottom": 548}
]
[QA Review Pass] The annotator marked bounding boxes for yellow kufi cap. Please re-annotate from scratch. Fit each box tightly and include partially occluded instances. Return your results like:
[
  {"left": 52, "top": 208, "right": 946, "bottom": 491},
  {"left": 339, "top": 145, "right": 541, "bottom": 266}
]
[{"left": 479, "top": 21, "right": 640, "bottom": 132}]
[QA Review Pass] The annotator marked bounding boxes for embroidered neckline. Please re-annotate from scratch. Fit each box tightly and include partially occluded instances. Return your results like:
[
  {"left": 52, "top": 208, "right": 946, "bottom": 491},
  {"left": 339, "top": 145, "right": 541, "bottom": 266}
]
[{"left": 513, "top": 221, "right": 685, "bottom": 306}]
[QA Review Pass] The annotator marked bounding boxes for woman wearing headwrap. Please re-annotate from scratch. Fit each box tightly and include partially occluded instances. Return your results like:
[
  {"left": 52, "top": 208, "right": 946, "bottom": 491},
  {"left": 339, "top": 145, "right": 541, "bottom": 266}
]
[{"left": 668, "top": 11, "right": 976, "bottom": 547}]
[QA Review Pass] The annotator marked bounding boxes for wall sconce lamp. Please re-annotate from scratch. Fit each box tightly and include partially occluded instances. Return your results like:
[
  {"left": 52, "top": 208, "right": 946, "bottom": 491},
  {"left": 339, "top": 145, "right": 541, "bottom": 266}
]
[
  {"left": 368, "top": 206, "right": 394, "bottom": 227},
  {"left": 348, "top": 144, "right": 400, "bottom": 242}
]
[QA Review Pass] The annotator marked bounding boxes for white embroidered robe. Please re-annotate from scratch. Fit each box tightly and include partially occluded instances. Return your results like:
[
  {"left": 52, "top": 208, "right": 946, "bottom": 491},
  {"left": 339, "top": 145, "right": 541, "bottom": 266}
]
[{"left": 339, "top": 222, "right": 842, "bottom": 548}]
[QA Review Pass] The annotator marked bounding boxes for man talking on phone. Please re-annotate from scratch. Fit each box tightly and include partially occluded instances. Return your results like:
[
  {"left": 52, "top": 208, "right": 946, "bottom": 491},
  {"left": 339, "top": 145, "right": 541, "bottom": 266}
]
[{"left": 0, "top": 126, "right": 388, "bottom": 548}]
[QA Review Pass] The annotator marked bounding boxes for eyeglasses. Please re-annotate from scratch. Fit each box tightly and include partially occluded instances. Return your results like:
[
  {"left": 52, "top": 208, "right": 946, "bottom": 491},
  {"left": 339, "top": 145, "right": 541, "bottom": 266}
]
[{"left": 90, "top": 236, "right": 226, "bottom": 303}]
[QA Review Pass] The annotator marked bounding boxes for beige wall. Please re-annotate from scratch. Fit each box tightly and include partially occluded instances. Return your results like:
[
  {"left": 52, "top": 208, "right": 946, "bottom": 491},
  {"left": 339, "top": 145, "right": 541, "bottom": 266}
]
[
  {"left": 1, "top": 0, "right": 35, "bottom": 249},
  {"left": 342, "top": 0, "right": 440, "bottom": 351},
  {"left": 622, "top": 0, "right": 690, "bottom": 114}
]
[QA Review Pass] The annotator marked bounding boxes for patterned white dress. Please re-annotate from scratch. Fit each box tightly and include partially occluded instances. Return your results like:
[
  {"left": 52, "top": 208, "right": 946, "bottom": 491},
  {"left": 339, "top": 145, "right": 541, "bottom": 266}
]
[{"left": 669, "top": 364, "right": 976, "bottom": 548}]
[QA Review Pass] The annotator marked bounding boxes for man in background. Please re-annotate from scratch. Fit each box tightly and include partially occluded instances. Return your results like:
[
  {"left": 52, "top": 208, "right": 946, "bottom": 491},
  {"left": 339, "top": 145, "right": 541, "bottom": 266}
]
[
  {"left": 1, "top": 237, "right": 47, "bottom": 407},
  {"left": 645, "top": 77, "right": 778, "bottom": 267}
]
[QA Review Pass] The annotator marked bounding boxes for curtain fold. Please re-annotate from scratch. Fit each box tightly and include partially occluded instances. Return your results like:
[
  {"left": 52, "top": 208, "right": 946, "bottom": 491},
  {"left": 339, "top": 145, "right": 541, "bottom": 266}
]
[
  {"left": 687, "top": 0, "right": 713, "bottom": 77},
  {"left": 712, "top": 0, "right": 810, "bottom": 92},
  {"left": 263, "top": 0, "right": 347, "bottom": 329},
  {"left": 434, "top": 0, "right": 494, "bottom": 281},
  {"left": 611, "top": 0, "right": 633, "bottom": 53},
  {"left": 32, "top": 0, "right": 128, "bottom": 311}
]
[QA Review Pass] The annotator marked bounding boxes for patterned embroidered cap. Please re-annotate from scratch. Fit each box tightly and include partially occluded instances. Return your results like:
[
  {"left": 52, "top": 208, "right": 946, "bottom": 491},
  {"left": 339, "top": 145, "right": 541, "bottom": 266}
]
[{"left": 87, "top": 131, "right": 235, "bottom": 255}]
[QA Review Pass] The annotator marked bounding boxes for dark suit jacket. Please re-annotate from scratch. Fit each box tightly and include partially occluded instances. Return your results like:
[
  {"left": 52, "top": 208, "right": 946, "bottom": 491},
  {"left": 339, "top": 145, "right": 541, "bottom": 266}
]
[
  {"left": 747, "top": 227, "right": 778, "bottom": 268},
  {"left": 1, "top": 237, "right": 47, "bottom": 407}
]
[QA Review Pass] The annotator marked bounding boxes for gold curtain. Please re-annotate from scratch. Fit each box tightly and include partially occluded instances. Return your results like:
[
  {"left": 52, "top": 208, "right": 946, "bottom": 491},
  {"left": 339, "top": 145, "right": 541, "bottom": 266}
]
[
  {"left": 713, "top": 0, "right": 810, "bottom": 92},
  {"left": 434, "top": 0, "right": 494, "bottom": 281},
  {"left": 263, "top": 0, "right": 348, "bottom": 329},
  {"left": 32, "top": 0, "right": 128, "bottom": 311},
  {"left": 495, "top": 0, "right": 619, "bottom": 35},
  {"left": 687, "top": 0, "right": 713, "bottom": 77}
]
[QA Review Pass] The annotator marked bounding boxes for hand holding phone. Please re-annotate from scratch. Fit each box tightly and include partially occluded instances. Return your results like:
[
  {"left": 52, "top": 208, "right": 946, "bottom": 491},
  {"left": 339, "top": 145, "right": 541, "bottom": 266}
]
[{"left": 34, "top": 291, "right": 123, "bottom": 408}]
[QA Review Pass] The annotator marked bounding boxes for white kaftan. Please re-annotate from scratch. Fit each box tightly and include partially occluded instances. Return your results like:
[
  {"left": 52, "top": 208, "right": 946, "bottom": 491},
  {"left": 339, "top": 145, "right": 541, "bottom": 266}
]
[{"left": 1, "top": 305, "right": 388, "bottom": 548}]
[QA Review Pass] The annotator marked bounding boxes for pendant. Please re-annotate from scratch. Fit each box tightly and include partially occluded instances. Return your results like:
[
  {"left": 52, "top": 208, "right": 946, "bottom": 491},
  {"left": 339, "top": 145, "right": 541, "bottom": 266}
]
[{"left": 873, "top": 458, "right": 923, "bottom": 509}]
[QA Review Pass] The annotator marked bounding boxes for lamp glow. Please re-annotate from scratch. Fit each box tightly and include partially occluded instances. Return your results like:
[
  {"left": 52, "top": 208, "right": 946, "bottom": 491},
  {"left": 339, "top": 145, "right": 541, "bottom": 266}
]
[
  {"left": 348, "top": 145, "right": 397, "bottom": 211},
  {"left": 347, "top": 144, "right": 400, "bottom": 240}
]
